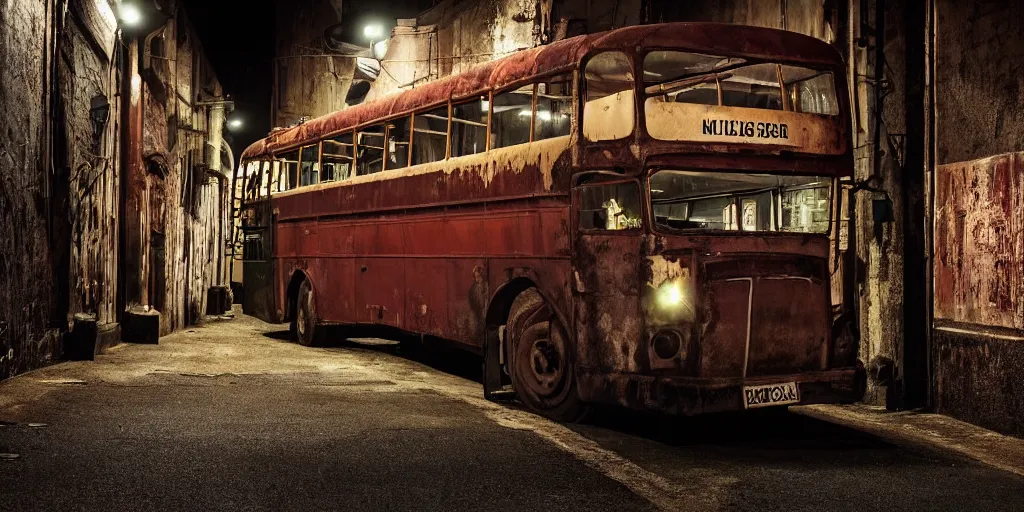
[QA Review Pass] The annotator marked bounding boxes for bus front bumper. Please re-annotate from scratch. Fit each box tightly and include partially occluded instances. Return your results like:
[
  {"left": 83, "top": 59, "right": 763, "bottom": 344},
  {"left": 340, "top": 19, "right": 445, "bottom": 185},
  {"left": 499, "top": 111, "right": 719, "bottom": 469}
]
[{"left": 576, "top": 366, "right": 866, "bottom": 416}]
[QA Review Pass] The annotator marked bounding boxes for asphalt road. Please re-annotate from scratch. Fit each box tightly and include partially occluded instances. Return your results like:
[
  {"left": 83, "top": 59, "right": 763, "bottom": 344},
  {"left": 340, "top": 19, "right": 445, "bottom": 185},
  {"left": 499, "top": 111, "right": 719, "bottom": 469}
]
[{"left": 1, "top": 314, "right": 1022, "bottom": 511}]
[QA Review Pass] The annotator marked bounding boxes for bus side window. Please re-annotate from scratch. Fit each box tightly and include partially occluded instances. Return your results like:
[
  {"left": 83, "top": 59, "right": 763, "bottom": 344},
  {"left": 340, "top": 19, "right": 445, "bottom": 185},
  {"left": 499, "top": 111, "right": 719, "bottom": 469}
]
[
  {"left": 322, "top": 132, "right": 354, "bottom": 182},
  {"left": 269, "top": 160, "right": 286, "bottom": 193},
  {"left": 451, "top": 97, "right": 487, "bottom": 157},
  {"left": 412, "top": 106, "right": 448, "bottom": 165},
  {"left": 491, "top": 85, "right": 532, "bottom": 149},
  {"left": 386, "top": 116, "right": 411, "bottom": 170},
  {"left": 577, "top": 181, "right": 642, "bottom": 231},
  {"left": 535, "top": 75, "right": 572, "bottom": 141},
  {"left": 278, "top": 150, "right": 300, "bottom": 190},
  {"left": 583, "top": 52, "right": 635, "bottom": 142},
  {"left": 357, "top": 124, "right": 386, "bottom": 175},
  {"left": 241, "top": 159, "right": 263, "bottom": 202},
  {"left": 259, "top": 161, "right": 270, "bottom": 197},
  {"left": 299, "top": 144, "right": 319, "bottom": 186}
]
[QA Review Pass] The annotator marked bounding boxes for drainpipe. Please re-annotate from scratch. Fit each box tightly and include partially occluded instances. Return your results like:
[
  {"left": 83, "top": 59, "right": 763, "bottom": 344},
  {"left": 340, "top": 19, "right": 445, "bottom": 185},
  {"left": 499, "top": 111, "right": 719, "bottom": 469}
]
[
  {"left": 207, "top": 103, "right": 225, "bottom": 174},
  {"left": 197, "top": 98, "right": 234, "bottom": 308}
]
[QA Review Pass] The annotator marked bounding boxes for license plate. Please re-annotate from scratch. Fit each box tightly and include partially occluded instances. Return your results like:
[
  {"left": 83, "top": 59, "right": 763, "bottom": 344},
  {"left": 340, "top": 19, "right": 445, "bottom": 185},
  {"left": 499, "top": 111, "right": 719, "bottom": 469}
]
[{"left": 743, "top": 382, "right": 800, "bottom": 409}]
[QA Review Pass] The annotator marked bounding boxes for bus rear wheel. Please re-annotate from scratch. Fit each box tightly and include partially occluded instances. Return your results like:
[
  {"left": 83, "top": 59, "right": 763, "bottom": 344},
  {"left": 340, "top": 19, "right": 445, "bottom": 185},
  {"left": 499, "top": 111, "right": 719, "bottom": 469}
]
[
  {"left": 293, "top": 279, "right": 324, "bottom": 347},
  {"left": 506, "top": 288, "right": 589, "bottom": 422}
]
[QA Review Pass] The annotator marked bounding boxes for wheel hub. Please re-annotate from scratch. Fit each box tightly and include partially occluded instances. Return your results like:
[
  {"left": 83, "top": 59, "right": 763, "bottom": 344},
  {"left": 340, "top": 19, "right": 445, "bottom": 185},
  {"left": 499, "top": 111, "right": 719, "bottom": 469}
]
[{"left": 529, "top": 339, "right": 563, "bottom": 392}]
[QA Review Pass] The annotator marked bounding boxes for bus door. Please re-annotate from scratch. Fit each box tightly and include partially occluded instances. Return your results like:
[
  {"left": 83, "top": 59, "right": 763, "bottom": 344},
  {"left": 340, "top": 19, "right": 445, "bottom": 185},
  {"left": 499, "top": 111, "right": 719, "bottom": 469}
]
[
  {"left": 240, "top": 160, "right": 277, "bottom": 322},
  {"left": 571, "top": 174, "right": 646, "bottom": 374}
]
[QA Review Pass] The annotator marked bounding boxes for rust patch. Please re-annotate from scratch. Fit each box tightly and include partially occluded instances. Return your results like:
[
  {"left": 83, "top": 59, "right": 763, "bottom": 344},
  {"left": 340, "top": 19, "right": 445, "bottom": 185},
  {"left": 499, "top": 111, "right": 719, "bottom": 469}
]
[{"left": 935, "top": 153, "right": 1024, "bottom": 331}]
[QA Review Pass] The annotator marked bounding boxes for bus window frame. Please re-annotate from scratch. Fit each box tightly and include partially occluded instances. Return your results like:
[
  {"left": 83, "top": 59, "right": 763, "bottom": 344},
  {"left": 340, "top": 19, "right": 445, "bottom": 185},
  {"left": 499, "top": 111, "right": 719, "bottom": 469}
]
[
  {"left": 356, "top": 123, "right": 387, "bottom": 175},
  {"left": 645, "top": 167, "right": 838, "bottom": 237},
  {"left": 383, "top": 114, "right": 413, "bottom": 171},
  {"left": 533, "top": 73, "right": 574, "bottom": 142},
  {"left": 449, "top": 95, "right": 490, "bottom": 158},
  {"left": 274, "top": 150, "right": 301, "bottom": 192},
  {"left": 410, "top": 102, "right": 451, "bottom": 166},
  {"left": 581, "top": 50, "right": 637, "bottom": 143},
  {"left": 573, "top": 171, "right": 645, "bottom": 235},
  {"left": 298, "top": 144, "right": 320, "bottom": 187},
  {"left": 320, "top": 129, "right": 356, "bottom": 183},
  {"left": 490, "top": 83, "right": 536, "bottom": 150},
  {"left": 638, "top": 49, "right": 844, "bottom": 140}
]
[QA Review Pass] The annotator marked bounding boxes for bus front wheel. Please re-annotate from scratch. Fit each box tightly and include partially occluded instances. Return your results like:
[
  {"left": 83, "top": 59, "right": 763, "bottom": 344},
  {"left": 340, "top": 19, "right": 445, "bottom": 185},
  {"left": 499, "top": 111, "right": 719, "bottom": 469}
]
[
  {"left": 506, "top": 288, "right": 589, "bottom": 423},
  {"left": 292, "top": 279, "right": 324, "bottom": 347}
]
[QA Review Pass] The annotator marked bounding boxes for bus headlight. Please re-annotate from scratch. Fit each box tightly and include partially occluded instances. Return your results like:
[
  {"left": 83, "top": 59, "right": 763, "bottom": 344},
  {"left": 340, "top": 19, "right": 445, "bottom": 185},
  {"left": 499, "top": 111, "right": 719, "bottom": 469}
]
[{"left": 656, "top": 279, "right": 689, "bottom": 311}]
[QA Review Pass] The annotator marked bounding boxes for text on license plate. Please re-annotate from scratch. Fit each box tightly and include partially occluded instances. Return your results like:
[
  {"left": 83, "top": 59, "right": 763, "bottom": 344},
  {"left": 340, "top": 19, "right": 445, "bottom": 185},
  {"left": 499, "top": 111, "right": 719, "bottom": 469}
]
[{"left": 743, "top": 382, "right": 800, "bottom": 409}]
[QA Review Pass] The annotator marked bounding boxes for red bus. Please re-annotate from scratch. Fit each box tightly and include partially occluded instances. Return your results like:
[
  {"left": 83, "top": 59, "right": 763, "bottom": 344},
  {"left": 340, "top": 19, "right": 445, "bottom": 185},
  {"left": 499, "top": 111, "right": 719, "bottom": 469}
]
[{"left": 235, "top": 22, "right": 864, "bottom": 421}]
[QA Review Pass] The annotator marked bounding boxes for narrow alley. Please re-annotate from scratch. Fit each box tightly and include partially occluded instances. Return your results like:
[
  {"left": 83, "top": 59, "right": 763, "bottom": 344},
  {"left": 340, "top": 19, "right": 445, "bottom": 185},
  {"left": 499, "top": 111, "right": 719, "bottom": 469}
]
[{"left": 1, "top": 314, "right": 1022, "bottom": 511}]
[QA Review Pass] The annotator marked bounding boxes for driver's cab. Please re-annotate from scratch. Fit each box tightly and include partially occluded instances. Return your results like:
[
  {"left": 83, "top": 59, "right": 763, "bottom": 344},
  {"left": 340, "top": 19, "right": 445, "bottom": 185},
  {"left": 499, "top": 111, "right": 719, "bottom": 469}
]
[{"left": 570, "top": 43, "right": 855, "bottom": 392}]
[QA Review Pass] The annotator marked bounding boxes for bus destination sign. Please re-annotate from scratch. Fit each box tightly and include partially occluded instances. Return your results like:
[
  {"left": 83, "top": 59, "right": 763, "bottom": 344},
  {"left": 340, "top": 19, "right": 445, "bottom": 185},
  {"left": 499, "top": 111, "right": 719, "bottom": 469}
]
[
  {"left": 645, "top": 103, "right": 847, "bottom": 155},
  {"left": 702, "top": 119, "right": 789, "bottom": 141}
]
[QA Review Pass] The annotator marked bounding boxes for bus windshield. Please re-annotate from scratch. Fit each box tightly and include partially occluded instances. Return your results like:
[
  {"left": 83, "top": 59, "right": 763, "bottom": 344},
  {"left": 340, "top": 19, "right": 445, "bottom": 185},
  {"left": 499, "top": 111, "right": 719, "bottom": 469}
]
[
  {"left": 644, "top": 51, "right": 839, "bottom": 115},
  {"left": 650, "top": 170, "right": 832, "bottom": 233}
]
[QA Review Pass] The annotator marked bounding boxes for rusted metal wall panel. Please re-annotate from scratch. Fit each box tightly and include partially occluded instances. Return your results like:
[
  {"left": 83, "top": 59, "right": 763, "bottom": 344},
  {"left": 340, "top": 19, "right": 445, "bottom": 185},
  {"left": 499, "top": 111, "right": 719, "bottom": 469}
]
[{"left": 934, "top": 153, "right": 1024, "bottom": 331}]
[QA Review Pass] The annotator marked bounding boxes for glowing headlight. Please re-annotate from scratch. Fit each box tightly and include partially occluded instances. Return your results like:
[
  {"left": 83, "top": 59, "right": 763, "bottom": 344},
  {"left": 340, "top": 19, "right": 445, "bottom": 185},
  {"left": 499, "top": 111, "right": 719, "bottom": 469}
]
[{"left": 657, "top": 280, "right": 686, "bottom": 309}]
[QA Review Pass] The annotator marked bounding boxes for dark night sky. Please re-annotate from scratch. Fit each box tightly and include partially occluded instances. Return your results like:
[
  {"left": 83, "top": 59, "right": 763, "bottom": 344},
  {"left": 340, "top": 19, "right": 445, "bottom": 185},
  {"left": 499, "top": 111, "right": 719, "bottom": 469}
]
[
  {"left": 182, "top": 0, "right": 277, "bottom": 159},
  {"left": 180, "top": 0, "right": 433, "bottom": 162}
]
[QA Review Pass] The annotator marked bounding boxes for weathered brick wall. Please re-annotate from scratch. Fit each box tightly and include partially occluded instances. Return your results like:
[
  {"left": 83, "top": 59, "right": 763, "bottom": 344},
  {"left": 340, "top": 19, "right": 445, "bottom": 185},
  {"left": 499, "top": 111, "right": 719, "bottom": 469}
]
[{"left": 0, "top": 0, "right": 63, "bottom": 378}]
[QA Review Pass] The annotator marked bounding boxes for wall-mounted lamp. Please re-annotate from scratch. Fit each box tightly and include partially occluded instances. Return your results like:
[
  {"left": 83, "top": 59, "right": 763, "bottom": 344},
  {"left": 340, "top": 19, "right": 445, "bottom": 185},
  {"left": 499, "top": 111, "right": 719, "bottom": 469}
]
[
  {"left": 118, "top": 3, "right": 143, "bottom": 27},
  {"left": 363, "top": 24, "right": 384, "bottom": 41},
  {"left": 90, "top": 95, "right": 110, "bottom": 151}
]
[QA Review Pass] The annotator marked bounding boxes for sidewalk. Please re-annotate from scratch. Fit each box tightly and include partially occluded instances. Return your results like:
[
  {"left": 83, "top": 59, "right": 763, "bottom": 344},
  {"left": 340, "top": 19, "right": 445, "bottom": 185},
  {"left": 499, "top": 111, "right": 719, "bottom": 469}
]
[{"left": 794, "top": 404, "right": 1024, "bottom": 478}]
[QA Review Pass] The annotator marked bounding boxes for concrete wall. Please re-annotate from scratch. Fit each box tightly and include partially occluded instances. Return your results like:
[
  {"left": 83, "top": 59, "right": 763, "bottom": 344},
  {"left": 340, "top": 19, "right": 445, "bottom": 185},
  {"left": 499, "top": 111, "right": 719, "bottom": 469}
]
[
  {"left": 931, "top": 0, "right": 1024, "bottom": 435},
  {"left": 273, "top": 0, "right": 354, "bottom": 128}
]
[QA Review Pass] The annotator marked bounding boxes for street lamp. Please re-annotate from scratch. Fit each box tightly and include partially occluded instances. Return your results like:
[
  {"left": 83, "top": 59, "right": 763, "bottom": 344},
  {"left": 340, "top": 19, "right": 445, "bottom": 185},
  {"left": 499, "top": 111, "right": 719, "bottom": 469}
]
[
  {"left": 118, "top": 3, "right": 142, "bottom": 27},
  {"left": 227, "top": 118, "right": 244, "bottom": 132},
  {"left": 363, "top": 24, "right": 384, "bottom": 42}
]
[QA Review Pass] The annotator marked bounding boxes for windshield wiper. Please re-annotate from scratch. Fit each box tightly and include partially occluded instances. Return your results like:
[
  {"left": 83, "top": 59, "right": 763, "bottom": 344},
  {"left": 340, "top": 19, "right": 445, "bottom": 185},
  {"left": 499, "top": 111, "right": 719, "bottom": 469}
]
[
  {"left": 644, "top": 60, "right": 751, "bottom": 94},
  {"left": 644, "top": 74, "right": 723, "bottom": 97},
  {"left": 651, "top": 186, "right": 778, "bottom": 204}
]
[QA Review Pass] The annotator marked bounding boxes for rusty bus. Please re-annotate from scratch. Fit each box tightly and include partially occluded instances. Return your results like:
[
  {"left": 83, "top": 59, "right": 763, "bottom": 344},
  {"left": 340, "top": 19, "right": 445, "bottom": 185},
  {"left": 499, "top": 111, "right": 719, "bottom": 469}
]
[{"left": 235, "top": 22, "right": 864, "bottom": 421}]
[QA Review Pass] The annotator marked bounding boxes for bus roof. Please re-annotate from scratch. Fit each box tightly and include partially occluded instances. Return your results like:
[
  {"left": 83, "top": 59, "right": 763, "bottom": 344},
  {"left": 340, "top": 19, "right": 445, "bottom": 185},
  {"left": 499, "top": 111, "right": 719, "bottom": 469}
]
[{"left": 241, "top": 22, "right": 843, "bottom": 160}]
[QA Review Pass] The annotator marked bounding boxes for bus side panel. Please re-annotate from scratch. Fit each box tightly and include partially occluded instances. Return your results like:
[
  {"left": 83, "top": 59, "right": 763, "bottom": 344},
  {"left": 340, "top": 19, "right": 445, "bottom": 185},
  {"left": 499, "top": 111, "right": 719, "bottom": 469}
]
[
  {"left": 356, "top": 257, "right": 406, "bottom": 326},
  {"left": 242, "top": 259, "right": 277, "bottom": 323},
  {"left": 404, "top": 259, "right": 449, "bottom": 337},
  {"left": 446, "top": 258, "right": 489, "bottom": 348},
  {"left": 309, "top": 256, "right": 356, "bottom": 324}
]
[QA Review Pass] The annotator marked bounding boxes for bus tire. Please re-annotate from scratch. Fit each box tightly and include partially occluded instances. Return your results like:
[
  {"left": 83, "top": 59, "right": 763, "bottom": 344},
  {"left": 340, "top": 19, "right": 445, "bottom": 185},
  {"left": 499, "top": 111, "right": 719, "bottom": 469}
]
[
  {"left": 293, "top": 279, "right": 324, "bottom": 347},
  {"left": 507, "top": 288, "right": 589, "bottom": 423}
]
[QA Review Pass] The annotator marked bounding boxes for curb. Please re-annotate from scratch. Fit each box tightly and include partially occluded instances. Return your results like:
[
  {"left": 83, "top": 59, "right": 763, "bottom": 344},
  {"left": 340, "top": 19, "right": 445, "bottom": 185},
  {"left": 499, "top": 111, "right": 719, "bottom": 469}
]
[{"left": 793, "top": 404, "right": 1024, "bottom": 479}]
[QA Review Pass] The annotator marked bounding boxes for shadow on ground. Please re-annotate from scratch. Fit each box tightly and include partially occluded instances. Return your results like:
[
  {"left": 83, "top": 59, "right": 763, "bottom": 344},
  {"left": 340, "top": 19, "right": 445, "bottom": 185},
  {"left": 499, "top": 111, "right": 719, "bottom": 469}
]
[{"left": 260, "top": 325, "right": 893, "bottom": 456}]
